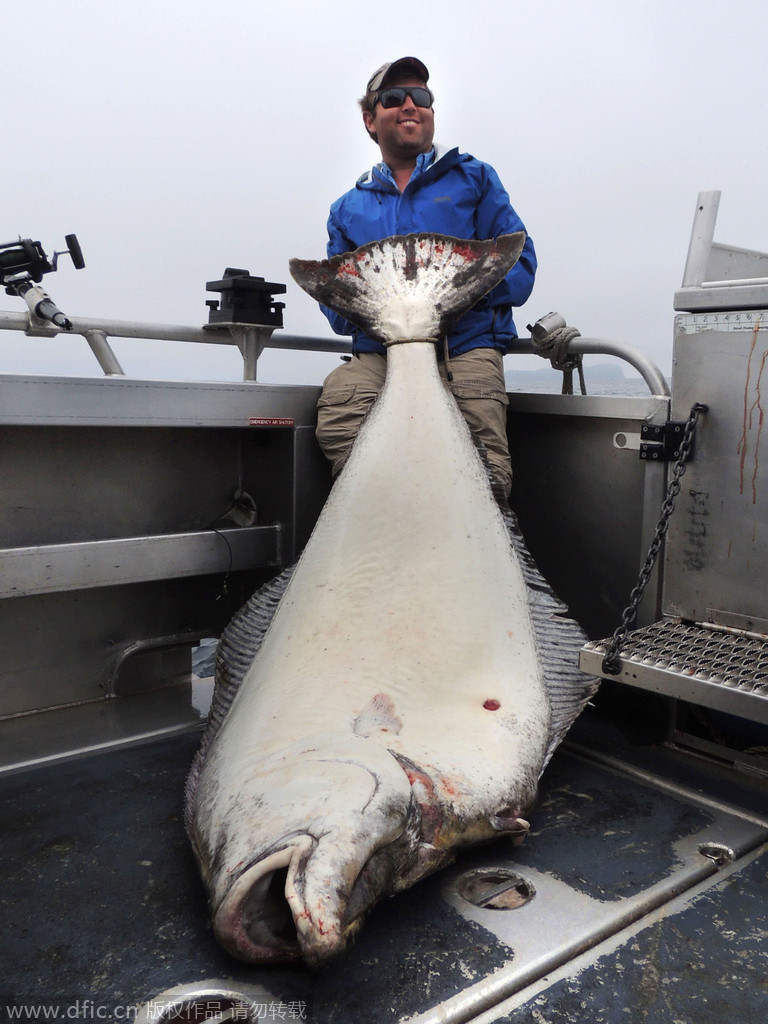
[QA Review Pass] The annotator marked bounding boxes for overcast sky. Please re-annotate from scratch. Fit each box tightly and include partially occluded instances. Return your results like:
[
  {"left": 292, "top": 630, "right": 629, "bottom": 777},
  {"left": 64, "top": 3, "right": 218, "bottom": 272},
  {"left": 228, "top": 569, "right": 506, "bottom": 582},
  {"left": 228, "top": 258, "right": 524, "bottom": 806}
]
[{"left": 3, "top": 0, "right": 767, "bottom": 385}]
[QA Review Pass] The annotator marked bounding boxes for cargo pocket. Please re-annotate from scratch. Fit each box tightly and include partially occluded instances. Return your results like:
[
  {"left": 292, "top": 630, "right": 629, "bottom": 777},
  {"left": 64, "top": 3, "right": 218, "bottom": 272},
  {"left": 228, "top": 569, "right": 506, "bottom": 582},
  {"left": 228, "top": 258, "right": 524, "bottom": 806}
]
[
  {"left": 316, "top": 384, "right": 382, "bottom": 474},
  {"left": 447, "top": 378, "right": 509, "bottom": 405},
  {"left": 316, "top": 384, "right": 358, "bottom": 411},
  {"left": 446, "top": 375, "right": 513, "bottom": 494}
]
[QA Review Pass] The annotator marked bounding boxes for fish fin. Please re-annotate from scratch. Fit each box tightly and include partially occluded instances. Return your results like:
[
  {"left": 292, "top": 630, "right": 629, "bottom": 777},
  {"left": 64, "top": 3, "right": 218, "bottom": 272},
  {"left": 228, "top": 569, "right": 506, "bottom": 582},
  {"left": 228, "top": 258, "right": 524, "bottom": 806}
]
[
  {"left": 504, "top": 505, "right": 600, "bottom": 771},
  {"left": 491, "top": 811, "right": 531, "bottom": 847},
  {"left": 500, "top": 493, "right": 600, "bottom": 771},
  {"left": 289, "top": 232, "right": 526, "bottom": 346},
  {"left": 184, "top": 564, "right": 295, "bottom": 833}
]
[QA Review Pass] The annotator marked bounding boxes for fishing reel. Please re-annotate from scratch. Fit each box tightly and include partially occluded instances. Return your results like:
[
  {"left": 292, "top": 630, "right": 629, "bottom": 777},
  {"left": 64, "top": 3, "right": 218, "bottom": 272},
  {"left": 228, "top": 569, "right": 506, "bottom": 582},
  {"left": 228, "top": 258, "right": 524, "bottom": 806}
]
[{"left": 1, "top": 234, "right": 85, "bottom": 330}]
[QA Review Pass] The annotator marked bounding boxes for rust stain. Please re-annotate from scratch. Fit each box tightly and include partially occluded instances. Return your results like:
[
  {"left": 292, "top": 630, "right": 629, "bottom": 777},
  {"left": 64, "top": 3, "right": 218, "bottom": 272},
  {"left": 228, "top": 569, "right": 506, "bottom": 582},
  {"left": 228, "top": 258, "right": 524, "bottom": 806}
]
[
  {"left": 751, "top": 349, "right": 768, "bottom": 503},
  {"left": 737, "top": 321, "right": 766, "bottom": 503}
]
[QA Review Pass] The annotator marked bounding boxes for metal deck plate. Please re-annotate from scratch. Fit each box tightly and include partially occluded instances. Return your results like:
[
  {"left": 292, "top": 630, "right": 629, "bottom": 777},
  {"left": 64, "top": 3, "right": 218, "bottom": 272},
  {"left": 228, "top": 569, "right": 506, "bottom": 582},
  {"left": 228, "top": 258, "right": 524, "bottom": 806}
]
[
  {"left": 581, "top": 620, "right": 768, "bottom": 725},
  {"left": 0, "top": 681, "right": 213, "bottom": 775},
  {"left": 470, "top": 843, "right": 768, "bottom": 1024},
  {"left": 2, "top": 719, "right": 767, "bottom": 1024}
]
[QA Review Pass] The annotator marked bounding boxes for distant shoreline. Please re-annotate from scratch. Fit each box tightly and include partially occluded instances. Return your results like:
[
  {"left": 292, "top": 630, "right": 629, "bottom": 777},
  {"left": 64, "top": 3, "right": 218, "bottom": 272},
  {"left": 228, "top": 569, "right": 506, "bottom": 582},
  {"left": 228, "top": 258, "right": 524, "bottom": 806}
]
[
  {"left": 505, "top": 361, "right": 669, "bottom": 397},
  {"left": 505, "top": 361, "right": 629, "bottom": 386}
]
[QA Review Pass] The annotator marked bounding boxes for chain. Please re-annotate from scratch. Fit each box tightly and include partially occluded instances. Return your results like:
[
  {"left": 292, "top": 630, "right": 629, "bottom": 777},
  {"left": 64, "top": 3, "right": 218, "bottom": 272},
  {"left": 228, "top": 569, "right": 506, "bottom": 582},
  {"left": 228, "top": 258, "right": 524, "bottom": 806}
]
[{"left": 600, "top": 402, "right": 708, "bottom": 675}]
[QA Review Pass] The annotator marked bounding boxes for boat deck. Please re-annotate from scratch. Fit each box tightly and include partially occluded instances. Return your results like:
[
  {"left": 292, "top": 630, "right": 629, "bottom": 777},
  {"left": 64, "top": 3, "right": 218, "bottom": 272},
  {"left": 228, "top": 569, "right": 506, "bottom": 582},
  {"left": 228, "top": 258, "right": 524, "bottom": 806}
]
[{"left": 2, "top": 708, "right": 766, "bottom": 1023}]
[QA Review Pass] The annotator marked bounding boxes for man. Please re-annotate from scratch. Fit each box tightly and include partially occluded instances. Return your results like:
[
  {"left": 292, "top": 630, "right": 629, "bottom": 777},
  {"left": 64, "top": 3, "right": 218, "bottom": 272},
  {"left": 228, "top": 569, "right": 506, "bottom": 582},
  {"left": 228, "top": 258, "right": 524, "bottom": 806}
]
[{"left": 316, "top": 57, "right": 537, "bottom": 495}]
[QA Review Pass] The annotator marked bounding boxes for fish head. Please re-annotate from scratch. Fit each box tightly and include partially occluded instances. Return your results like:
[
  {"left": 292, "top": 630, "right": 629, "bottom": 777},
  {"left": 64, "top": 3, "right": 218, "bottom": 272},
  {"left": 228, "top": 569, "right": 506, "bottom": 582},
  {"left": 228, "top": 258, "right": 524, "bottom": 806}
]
[
  {"left": 289, "top": 232, "right": 526, "bottom": 346},
  {"left": 192, "top": 733, "right": 419, "bottom": 966}
]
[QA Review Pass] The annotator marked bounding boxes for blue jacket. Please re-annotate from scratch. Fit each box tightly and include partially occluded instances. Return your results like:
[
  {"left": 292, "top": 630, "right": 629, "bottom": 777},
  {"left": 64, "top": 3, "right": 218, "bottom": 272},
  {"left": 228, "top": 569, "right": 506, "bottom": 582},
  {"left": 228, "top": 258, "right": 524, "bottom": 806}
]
[{"left": 322, "top": 145, "right": 537, "bottom": 356}]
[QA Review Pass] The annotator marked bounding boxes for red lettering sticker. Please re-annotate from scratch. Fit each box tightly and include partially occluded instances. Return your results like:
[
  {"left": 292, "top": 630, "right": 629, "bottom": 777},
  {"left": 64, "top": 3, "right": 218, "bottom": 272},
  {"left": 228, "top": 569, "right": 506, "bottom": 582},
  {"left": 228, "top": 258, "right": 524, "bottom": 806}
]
[{"left": 248, "top": 417, "right": 295, "bottom": 427}]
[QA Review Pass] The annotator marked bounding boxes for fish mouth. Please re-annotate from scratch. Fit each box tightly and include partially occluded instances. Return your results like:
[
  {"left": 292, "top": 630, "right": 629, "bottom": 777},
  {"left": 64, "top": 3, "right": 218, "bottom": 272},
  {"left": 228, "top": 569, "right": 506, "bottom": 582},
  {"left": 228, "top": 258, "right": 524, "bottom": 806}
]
[
  {"left": 212, "top": 815, "right": 422, "bottom": 966},
  {"left": 213, "top": 839, "right": 313, "bottom": 963},
  {"left": 200, "top": 738, "right": 427, "bottom": 965},
  {"left": 212, "top": 833, "right": 399, "bottom": 966}
]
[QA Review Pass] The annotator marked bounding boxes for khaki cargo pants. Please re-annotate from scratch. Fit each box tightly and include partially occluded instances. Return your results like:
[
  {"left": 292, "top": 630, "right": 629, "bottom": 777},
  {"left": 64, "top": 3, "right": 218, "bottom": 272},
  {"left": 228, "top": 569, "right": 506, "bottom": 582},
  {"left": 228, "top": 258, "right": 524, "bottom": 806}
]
[{"left": 316, "top": 347, "right": 512, "bottom": 494}]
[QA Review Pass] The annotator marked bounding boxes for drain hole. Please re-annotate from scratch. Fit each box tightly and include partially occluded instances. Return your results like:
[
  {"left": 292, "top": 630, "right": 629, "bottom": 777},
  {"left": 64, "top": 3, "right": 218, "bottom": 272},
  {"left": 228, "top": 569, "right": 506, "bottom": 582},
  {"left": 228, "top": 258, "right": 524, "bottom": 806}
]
[
  {"left": 698, "top": 842, "right": 735, "bottom": 867},
  {"left": 456, "top": 868, "right": 535, "bottom": 910}
]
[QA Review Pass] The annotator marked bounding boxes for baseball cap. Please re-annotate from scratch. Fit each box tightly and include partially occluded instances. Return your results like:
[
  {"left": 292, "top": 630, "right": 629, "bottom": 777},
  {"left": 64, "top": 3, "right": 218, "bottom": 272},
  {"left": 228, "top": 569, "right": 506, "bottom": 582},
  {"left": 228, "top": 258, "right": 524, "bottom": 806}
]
[{"left": 366, "top": 57, "right": 430, "bottom": 94}]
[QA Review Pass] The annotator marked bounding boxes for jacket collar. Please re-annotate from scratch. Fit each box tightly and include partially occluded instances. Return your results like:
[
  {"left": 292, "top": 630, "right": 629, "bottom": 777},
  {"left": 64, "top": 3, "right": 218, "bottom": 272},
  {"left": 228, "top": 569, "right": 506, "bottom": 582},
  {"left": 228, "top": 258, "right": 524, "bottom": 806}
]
[{"left": 356, "top": 144, "right": 462, "bottom": 189}]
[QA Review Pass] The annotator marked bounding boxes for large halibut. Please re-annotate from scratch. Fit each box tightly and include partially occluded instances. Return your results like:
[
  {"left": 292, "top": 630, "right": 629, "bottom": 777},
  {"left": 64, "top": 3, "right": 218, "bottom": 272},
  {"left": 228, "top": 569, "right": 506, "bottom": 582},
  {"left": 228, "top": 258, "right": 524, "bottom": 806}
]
[{"left": 185, "top": 233, "right": 599, "bottom": 966}]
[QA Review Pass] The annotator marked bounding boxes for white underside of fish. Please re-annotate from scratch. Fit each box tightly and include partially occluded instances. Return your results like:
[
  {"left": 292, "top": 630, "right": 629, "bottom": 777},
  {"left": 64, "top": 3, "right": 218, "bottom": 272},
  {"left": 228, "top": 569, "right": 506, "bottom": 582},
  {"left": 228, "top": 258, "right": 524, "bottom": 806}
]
[
  {"left": 191, "top": 342, "right": 549, "bottom": 962},
  {"left": 186, "top": 234, "right": 597, "bottom": 966}
]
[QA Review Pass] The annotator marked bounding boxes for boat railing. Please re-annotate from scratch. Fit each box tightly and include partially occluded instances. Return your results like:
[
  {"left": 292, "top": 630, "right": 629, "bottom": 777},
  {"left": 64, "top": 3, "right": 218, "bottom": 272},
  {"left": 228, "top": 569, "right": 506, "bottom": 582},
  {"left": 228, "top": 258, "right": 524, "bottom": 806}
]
[{"left": 0, "top": 308, "right": 670, "bottom": 396}]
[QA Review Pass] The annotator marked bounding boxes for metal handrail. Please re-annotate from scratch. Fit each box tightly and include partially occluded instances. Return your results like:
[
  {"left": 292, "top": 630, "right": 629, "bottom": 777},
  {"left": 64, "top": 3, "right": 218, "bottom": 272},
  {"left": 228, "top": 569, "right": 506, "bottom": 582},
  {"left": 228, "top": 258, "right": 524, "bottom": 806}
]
[
  {"left": 512, "top": 337, "right": 670, "bottom": 397},
  {"left": 0, "top": 308, "right": 669, "bottom": 395}
]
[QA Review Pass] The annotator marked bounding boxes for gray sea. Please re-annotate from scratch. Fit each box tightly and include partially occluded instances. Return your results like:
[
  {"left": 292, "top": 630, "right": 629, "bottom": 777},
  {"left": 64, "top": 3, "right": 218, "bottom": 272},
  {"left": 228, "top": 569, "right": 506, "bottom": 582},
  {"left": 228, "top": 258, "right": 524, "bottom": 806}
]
[{"left": 505, "top": 369, "right": 667, "bottom": 398}]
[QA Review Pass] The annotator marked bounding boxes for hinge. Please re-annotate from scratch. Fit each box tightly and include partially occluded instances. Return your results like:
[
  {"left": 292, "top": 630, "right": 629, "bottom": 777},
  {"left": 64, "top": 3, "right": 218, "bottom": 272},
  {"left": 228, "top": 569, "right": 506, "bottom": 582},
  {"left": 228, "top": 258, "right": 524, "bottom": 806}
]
[{"left": 639, "top": 421, "right": 697, "bottom": 462}]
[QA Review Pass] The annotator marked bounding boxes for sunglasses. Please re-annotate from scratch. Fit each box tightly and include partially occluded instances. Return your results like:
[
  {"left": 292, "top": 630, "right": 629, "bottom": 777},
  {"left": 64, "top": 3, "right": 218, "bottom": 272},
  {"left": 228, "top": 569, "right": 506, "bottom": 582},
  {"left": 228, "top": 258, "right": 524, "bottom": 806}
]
[{"left": 374, "top": 86, "right": 434, "bottom": 110}]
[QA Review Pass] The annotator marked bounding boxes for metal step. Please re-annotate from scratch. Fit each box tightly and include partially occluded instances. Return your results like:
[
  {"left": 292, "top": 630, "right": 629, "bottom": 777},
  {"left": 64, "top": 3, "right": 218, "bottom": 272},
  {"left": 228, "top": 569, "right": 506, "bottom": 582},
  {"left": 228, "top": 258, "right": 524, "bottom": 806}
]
[{"left": 580, "top": 619, "right": 768, "bottom": 726}]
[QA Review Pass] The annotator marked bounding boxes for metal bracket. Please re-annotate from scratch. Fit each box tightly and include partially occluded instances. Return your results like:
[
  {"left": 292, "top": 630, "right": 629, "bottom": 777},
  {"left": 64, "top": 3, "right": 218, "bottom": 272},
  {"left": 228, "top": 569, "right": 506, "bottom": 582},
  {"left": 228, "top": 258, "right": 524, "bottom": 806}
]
[{"left": 639, "top": 421, "right": 696, "bottom": 462}]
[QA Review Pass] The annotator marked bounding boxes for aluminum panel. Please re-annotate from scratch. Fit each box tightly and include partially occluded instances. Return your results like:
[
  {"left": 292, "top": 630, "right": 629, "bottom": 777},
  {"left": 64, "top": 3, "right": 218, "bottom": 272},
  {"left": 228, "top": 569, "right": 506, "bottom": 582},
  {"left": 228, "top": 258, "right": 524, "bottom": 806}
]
[
  {"left": 0, "top": 526, "right": 280, "bottom": 597},
  {"left": 665, "top": 316, "right": 768, "bottom": 626},
  {"left": 508, "top": 394, "right": 669, "bottom": 640},
  {"left": 0, "top": 373, "right": 321, "bottom": 426}
]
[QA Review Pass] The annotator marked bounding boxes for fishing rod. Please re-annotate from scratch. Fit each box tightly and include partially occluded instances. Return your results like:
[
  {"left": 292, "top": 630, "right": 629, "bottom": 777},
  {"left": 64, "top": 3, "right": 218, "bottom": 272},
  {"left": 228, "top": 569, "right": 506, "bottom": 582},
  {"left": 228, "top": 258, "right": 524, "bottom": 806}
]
[{"left": 0, "top": 233, "right": 85, "bottom": 329}]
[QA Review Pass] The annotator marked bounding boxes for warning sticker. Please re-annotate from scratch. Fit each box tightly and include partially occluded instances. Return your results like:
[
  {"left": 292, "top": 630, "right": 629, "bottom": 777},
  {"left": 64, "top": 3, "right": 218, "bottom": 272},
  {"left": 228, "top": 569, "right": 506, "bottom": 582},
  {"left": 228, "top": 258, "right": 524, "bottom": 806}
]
[{"left": 248, "top": 417, "right": 295, "bottom": 427}]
